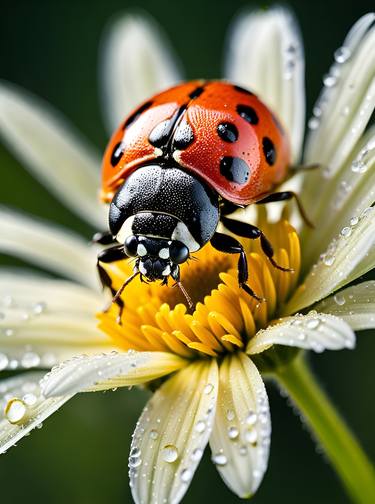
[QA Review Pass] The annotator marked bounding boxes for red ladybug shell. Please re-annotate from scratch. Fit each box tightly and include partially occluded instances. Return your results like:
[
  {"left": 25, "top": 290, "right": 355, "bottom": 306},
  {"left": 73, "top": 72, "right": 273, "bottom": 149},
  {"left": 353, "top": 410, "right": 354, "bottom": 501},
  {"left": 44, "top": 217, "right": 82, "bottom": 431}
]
[{"left": 101, "top": 81, "right": 290, "bottom": 206}]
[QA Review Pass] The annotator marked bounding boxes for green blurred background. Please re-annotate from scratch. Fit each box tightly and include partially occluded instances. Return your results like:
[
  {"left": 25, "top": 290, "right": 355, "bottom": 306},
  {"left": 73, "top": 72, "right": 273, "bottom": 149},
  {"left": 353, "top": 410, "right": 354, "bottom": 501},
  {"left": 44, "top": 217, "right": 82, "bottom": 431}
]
[{"left": 0, "top": 0, "right": 374, "bottom": 502}]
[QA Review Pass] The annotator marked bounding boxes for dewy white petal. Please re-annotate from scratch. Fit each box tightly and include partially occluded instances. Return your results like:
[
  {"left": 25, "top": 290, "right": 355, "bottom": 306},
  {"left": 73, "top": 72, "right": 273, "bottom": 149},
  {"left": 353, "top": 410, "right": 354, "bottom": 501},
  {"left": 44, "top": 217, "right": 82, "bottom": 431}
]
[
  {"left": 286, "top": 207, "right": 375, "bottom": 313},
  {"left": 301, "top": 126, "right": 375, "bottom": 269},
  {"left": 0, "top": 272, "right": 113, "bottom": 370},
  {"left": 41, "top": 351, "right": 187, "bottom": 397},
  {"left": 0, "top": 81, "right": 105, "bottom": 228},
  {"left": 247, "top": 313, "right": 355, "bottom": 354},
  {"left": 224, "top": 6, "right": 305, "bottom": 162},
  {"left": 0, "top": 208, "right": 99, "bottom": 289},
  {"left": 0, "top": 372, "right": 71, "bottom": 454},
  {"left": 315, "top": 281, "right": 375, "bottom": 331},
  {"left": 209, "top": 354, "right": 270, "bottom": 498},
  {"left": 100, "top": 12, "right": 183, "bottom": 133},
  {"left": 129, "top": 360, "right": 218, "bottom": 504},
  {"left": 304, "top": 14, "right": 375, "bottom": 176}
]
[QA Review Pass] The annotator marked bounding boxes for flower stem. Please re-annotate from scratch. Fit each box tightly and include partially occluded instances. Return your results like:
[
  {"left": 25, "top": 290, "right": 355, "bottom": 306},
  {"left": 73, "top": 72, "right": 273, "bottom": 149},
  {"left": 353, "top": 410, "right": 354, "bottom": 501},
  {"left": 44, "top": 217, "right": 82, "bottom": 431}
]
[{"left": 275, "top": 355, "right": 375, "bottom": 503}]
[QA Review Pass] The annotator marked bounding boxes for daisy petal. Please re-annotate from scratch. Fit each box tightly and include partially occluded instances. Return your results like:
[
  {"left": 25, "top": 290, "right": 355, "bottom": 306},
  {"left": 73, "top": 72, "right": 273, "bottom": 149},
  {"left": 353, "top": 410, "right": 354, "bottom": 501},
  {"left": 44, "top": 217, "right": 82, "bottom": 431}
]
[
  {"left": 0, "top": 81, "right": 105, "bottom": 228},
  {"left": 247, "top": 313, "right": 355, "bottom": 355},
  {"left": 224, "top": 6, "right": 305, "bottom": 161},
  {"left": 0, "top": 372, "right": 71, "bottom": 454},
  {"left": 100, "top": 12, "right": 183, "bottom": 132},
  {"left": 41, "top": 351, "right": 187, "bottom": 397},
  {"left": 0, "top": 272, "right": 112, "bottom": 370},
  {"left": 286, "top": 206, "right": 375, "bottom": 313},
  {"left": 302, "top": 14, "right": 375, "bottom": 209},
  {"left": 129, "top": 360, "right": 218, "bottom": 504},
  {"left": 0, "top": 208, "right": 98, "bottom": 288},
  {"left": 301, "top": 126, "right": 375, "bottom": 269},
  {"left": 315, "top": 281, "right": 375, "bottom": 331},
  {"left": 209, "top": 353, "right": 270, "bottom": 498}
]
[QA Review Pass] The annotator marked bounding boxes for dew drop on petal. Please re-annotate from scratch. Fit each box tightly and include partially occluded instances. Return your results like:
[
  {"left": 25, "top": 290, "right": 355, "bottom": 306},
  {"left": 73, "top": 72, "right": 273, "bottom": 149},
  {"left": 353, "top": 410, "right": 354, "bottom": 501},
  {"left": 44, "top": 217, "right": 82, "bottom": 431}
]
[
  {"left": 308, "top": 117, "right": 320, "bottom": 130},
  {"left": 227, "top": 426, "right": 239, "bottom": 440},
  {"left": 203, "top": 383, "right": 214, "bottom": 395},
  {"left": 162, "top": 444, "right": 179, "bottom": 463},
  {"left": 195, "top": 420, "right": 206, "bottom": 433},
  {"left": 334, "top": 46, "right": 351, "bottom": 64},
  {"left": 245, "top": 411, "right": 257, "bottom": 426},
  {"left": 306, "top": 318, "right": 320, "bottom": 330},
  {"left": 340, "top": 226, "right": 352, "bottom": 238},
  {"left": 333, "top": 293, "right": 346, "bottom": 306},
  {"left": 0, "top": 353, "right": 9, "bottom": 371},
  {"left": 350, "top": 216, "right": 359, "bottom": 226},
  {"left": 22, "top": 393, "right": 37, "bottom": 406},
  {"left": 323, "top": 255, "right": 335, "bottom": 267},
  {"left": 191, "top": 447, "right": 203, "bottom": 461},
  {"left": 212, "top": 453, "right": 228, "bottom": 466},
  {"left": 21, "top": 352, "right": 41, "bottom": 368},
  {"left": 129, "top": 456, "right": 142, "bottom": 468},
  {"left": 180, "top": 468, "right": 193, "bottom": 483},
  {"left": 149, "top": 429, "right": 159, "bottom": 440},
  {"left": 226, "top": 409, "right": 235, "bottom": 421},
  {"left": 245, "top": 429, "right": 258, "bottom": 445},
  {"left": 5, "top": 398, "right": 27, "bottom": 424},
  {"left": 130, "top": 447, "right": 141, "bottom": 458}
]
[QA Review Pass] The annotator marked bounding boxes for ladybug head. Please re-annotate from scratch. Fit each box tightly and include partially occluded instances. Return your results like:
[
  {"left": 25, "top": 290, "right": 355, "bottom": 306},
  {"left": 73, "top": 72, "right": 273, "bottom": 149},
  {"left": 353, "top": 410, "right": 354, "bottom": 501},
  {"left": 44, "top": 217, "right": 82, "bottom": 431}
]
[{"left": 124, "top": 235, "right": 189, "bottom": 283}]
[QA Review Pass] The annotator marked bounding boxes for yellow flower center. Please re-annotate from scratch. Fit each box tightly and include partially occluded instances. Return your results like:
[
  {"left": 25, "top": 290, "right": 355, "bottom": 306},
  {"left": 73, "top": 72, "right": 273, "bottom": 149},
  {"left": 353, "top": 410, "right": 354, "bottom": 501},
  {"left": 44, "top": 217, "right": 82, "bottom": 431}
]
[{"left": 98, "top": 214, "right": 301, "bottom": 358}]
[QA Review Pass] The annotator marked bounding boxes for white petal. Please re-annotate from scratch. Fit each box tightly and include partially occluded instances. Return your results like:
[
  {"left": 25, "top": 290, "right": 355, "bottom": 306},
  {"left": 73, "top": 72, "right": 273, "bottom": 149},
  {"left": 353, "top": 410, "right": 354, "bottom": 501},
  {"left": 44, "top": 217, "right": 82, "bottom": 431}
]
[
  {"left": 129, "top": 360, "right": 218, "bottom": 504},
  {"left": 41, "top": 351, "right": 187, "bottom": 397},
  {"left": 301, "top": 126, "right": 375, "bottom": 269},
  {"left": 0, "top": 81, "right": 106, "bottom": 228},
  {"left": 286, "top": 206, "right": 375, "bottom": 313},
  {"left": 209, "top": 353, "right": 270, "bottom": 498},
  {"left": 224, "top": 6, "right": 305, "bottom": 162},
  {"left": 100, "top": 13, "right": 183, "bottom": 133},
  {"left": 303, "top": 14, "right": 375, "bottom": 189},
  {"left": 247, "top": 313, "right": 355, "bottom": 355},
  {"left": 0, "top": 208, "right": 98, "bottom": 288},
  {"left": 0, "top": 272, "right": 112, "bottom": 370},
  {"left": 314, "top": 281, "right": 375, "bottom": 331},
  {"left": 0, "top": 372, "right": 71, "bottom": 454}
]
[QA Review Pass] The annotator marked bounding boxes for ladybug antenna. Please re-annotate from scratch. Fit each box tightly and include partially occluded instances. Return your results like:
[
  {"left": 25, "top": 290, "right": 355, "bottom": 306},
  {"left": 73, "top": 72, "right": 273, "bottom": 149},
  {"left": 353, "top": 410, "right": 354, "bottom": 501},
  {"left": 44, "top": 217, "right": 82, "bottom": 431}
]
[
  {"left": 112, "top": 271, "right": 140, "bottom": 305},
  {"left": 176, "top": 281, "right": 194, "bottom": 310}
]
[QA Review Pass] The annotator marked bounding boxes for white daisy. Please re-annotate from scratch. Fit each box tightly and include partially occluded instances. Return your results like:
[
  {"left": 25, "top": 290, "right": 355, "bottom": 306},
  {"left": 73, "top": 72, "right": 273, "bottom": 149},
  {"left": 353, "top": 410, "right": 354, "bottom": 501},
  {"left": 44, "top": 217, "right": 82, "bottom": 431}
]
[{"left": 0, "top": 8, "right": 374, "bottom": 503}]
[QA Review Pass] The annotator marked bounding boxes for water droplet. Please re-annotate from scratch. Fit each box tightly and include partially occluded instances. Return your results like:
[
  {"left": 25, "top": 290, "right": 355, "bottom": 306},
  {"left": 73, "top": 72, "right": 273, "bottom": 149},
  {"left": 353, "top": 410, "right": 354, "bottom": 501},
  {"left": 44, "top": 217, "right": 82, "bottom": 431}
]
[
  {"left": 195, "top": 420, "right": 206, "bottom": 433},
  {"left": 351, "top": 160, "right": 367, "bottom": 173},
  {"left": 306, "top": 318, "right": 320, "bottom": 330},
  {"left": 21, "top": 352, "right": 41, "bottom": 368},
  {"left": 308, "top": 117, "right": 320, "bottom": 130},
  {"left": 129, "top": 456, "right": 142, "bottom": 468},
  {"left": 33, "top": 302, "right": 47, "bottom": 315},
  {"left": 333, "top": 293, "right": 346, "bottom": 306},
  {"left": 23, "top": 393, "right": 38, "bottom": 406},
  {"left": 180, "top": 468, "right": 192, "bottom": 483},
  {"left": 350, "top": 216, "right": 359, "bottom": 226},
  {"left": 4, "top": 328, "right": 14, "bottom": 337},
  {"left": 245, "top": 429, "right": 258, "bottom": 445},
  {"left": 162, "top": 444, "right": 179, "bottom": 463},
  {"left": 226, "top": 409, "right": 235, "bottom": 421},
  {"left": 212, "top": 453, "right": 227, "bottom": 466},
  {"left": 323, "top": 74, "right": 337, "bottom": 87},
  {"left": 227, "top": 426, "right": 239, "bottom": 440},
  {"left": 130, "top": 447, "right": 141, "bottom": 458},
  {"left": 149, "top": 429, "right": 159, "bottom": 440},
  {"left": 191, "top": 447, "right": 203, "bottom": 461},
  {"left": 334, "top": 46, "right": 351, "bottom": 64},
  {"left": 245, "top": 411, "right": 257, "bottom": 426},
  {"left": 5, "top": 398, "right": 27, "bottom": 424},
  {"left": 203, "top": 383, "right": 214, "bottom": 395},
  {"left": 340, "top": 226, "right": 352, "bottom": 238},
  {"left": 323, "top": 255, "right": 335, "bottom": 267},
  {"left": 0, "top": 353, "right": 9, "bottom": 371}
]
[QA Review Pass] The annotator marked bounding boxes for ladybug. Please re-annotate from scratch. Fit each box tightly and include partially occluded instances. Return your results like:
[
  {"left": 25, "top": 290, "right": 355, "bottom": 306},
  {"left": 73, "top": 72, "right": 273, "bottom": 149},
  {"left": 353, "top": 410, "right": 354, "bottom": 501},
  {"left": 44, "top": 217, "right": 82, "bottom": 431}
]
[{"left": 95, "top": 80, "right": 310, "bottom": 318}]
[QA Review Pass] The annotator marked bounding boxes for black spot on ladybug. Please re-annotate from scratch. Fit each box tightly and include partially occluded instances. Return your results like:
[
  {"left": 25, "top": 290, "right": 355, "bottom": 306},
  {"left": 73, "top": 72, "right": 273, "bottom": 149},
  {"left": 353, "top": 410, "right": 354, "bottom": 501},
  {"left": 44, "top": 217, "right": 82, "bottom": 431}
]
[
  {"left": 173, "top": 120, "right": 194, "bottom": 150},
  {"left": 123, "top": 100, "right": 153, "bottom": 130},
  {"left": 110, "top": 142, "right": 125, "bottom": 167},
  {"left": 237, "top": 105, "right": 259, "bottom": 125},
  {"left": 189, "top": 86, "right": 205, "bottom": 99},
  {"left": 220, "top": 156, "right": 250, "bottom": 185},
  {"left": 149, "top": 119, "right": 173, "bottom": 148},
  {"left": 263, "top": 137, "right": 277, "bottom": 166},
  {"left": 233, "top": 85, "right": 254, "bottom": 96},
  {"left": 217, "top": 122, "right": 239, "bottom": 143}
]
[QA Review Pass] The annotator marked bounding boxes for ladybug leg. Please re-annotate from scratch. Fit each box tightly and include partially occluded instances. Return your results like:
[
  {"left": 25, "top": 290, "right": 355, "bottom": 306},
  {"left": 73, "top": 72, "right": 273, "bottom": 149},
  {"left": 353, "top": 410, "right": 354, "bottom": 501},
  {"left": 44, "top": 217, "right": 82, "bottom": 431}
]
[
  {"left": 97, "top": 245, "right": 128, "bottom": 324},
  {"left": 221, "top": 217, "right": 294, "bottom": 273},
  {"left": 220, "top": 200, "right": 244, "bottom": 216},
  {"left": 256, "top": 191, "right": 314, "bottom": 228},
  {"left": 210, "top": 232, "right": 264, "bottom": 302},
  {"left": 92, "top": 231, "right": 116, "bottom": 245}
]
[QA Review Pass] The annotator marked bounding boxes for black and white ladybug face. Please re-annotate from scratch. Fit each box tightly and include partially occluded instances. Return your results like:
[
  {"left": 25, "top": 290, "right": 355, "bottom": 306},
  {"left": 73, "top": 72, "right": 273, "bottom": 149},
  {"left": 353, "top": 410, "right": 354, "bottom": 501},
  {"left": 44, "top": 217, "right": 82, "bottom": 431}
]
[{"left": 124, "top": 235, "right": 189, "bottom": 282}]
